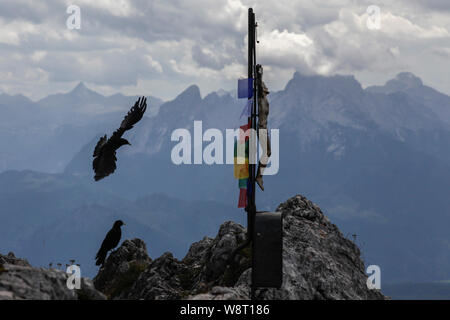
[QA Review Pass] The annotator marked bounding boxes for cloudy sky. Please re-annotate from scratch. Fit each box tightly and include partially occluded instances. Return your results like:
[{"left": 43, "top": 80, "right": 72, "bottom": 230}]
[{"left": 1, "top": 0, "right": 450, "bottom": 101}]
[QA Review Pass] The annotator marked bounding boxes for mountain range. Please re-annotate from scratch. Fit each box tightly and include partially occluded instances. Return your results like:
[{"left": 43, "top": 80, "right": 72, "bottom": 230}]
[
  {"left": 0, "top": 83, "right": 163, "bottom": 173},
  {"left": 1, "top": 72, "right": 450, "bottom": 284}
]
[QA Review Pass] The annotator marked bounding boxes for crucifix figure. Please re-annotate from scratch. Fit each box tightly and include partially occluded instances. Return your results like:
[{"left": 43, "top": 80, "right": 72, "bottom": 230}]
[{"left": 255, "top": 64, "right": 271, "bottom": 191}]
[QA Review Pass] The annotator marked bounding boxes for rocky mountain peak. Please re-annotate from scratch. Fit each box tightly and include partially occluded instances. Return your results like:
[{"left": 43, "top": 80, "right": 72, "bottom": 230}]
[
  {"left": 175, "top": 84, "right": 202, "bottom": 102},
  {"left": 287, "top": 71, "right": 363, "bottom": 95},
  {"left": 0, "top": 194, "right": 387, "bottom": 300},
  {"left": 0, "top": 252, "right": 105, "bottom": 300},
  {"left": 71, "top": 82, "right": 90, "bottom": 94},
  {"left": 386, "top": 72, "right": 423, "bottom": 91},
  {"left": 93, "top": 239, "right": 151, "bottom": 299},
  {"left": 276, "top": 194, "right": 334, "bottom": 226},
  {"left": 91, "top": 194, "right": 386, "bottom": 300},
  {"left": 0, "top": 252, "right": 31, "bottom": 267},
  {"left": 156, "top": 84, "right": 203, "bottom": 120},
  {"left": 366, "top": 72, "right": 424, "bottom": 94},
  {"left": 67, "top": 82, "right": 103, "bottom": 101}
]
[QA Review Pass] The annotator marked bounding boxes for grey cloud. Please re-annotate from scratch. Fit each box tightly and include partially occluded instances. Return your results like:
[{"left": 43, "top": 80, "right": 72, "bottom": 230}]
[
  {"left": 36, "top": 49, "right": 162, "bottom": 86},
  {"left": 0, "top": 0, "right": 62, "bottom": 23},
  {"left": 409, "top": 0, "right": 450, "bottom": 11},
  {"left": 191, "top": 43, "right": 237, "bottom": 70},
  {"left": 0, "top": 0, "right": 449, "bottom": 100}
]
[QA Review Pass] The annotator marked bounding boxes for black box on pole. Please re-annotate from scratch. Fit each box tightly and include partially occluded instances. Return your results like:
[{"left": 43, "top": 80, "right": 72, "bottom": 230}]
[{"left": 252, "top": 211, "right": 283, "bottom": 288}]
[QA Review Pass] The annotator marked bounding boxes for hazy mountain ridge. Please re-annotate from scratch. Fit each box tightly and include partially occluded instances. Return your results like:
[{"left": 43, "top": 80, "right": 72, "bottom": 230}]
[
  {"left": 1, "top": 71, "right": 450, "bottom": 284},
  {"left": 37, "top": 82, "right": 163, "bottom": 117},
  {"left": 0, "top": 83, "right": 163, "bottom": 173}
]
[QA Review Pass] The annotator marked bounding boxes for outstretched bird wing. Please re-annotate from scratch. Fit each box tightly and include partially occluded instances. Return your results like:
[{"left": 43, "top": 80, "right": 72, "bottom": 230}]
[
  {"left": 92, "top": 97, "right": 147, "bottom": 181},
  {"left": 111, "top": 96, "right": 147, "bottom": 141}
]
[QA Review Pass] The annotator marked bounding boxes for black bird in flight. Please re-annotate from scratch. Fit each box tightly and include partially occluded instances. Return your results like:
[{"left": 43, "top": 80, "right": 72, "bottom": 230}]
[
  {"left": 95, "top": 220, "right": 125, "bottom": 266},
  {"left": 93, "top": 96, "right": 147, "bottom": 181}
]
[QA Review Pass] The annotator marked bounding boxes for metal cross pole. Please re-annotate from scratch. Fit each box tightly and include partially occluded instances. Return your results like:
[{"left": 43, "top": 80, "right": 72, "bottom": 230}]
[
  {"left": 247, "top": 8, "right": 257, "bottom": 217},
  {"left": 226, "top": 7, "right": 258, "bottom": 300},
  {"left": 228, "top": 8, "right": 283, "bottom": 299},
  {"left": 247, "top": 7, "right": 257, "bottom": 300},
  {"left": 246, "top": 8, "right": 283, "bottom": 298}
]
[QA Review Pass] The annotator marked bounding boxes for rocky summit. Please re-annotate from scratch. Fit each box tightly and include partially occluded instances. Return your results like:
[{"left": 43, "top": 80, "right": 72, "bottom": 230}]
[
  {"left": 0, "top": 194, "right": 386, "bottom": 300},
  {"left": 0, "top": 252, "right": 105, "bottom": 300},
  {"left": 93, "top": 194, "right": 386, "bottom": 300}
]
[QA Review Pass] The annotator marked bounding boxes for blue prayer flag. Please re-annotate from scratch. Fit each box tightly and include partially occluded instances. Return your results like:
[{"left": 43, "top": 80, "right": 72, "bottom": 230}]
[{"left": 237, "top": 78, "right": 253, "bottom": 99}]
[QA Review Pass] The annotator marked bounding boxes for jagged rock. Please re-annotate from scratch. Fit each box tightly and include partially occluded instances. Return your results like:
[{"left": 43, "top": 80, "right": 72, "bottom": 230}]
[
  {"left": 123, "top": 252, "right": 188, "bottom": 299},
  {"left": 183, "top": 236, "right": 214, "bottom": 265},
  {"left": 97, "top": 194, "right": 386, "bottom": 300},
  {"left": 128, "top": 223, "right": 249, "bottom": 299},
  {"left": 1, "top": 194, "right": 385, "bottom": 300},
  {"left": 93, "top": 238, "right": 151, "bottom": 299},
  {"left": 0, "top": 252, "right": 30, "bottom": 267},
  {"left": 190, "top": 195, "right": 386, "bottom": 300},
  {"left": 98, "top": 223, "right": 250, "bottom": 299},
  {"left": 0, "top": 253, "right": 105, "bottom": 300},
  {"left": 264, "top": 195, "right": 385, "bottom": 299},
  {"left": 201, "top": 222, "right": 247, "bottom": 284},
  {"left": 189, "top": 285, "right": 249, "bottom": 300},
  {"left": 179, "top": 221, "right": 251, "bottom": 294},
  {"left": 187, "top": 269, "right": 251, "bottom": 300}
]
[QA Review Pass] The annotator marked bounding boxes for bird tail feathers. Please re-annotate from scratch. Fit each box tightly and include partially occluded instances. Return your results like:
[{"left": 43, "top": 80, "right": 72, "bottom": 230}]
[{"left": 95, "top": 249, "right": 107, "bottom": 266}]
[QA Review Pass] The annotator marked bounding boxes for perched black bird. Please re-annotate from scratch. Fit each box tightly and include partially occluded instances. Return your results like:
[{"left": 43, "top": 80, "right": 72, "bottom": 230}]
[
  {"left": 95, "top": 220, "right": 125, "bottom": 266},
  {"left": 93, "top": 96, "right": 147, "bottom": 181}
]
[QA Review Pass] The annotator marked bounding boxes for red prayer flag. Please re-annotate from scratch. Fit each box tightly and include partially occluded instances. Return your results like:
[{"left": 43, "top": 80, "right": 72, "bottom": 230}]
[
  {"left": 238, "top": 188, "right": 247, "bottom": 208},
  {"left": 239, "top": 120, "right": 251, "bottom": 142}
]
